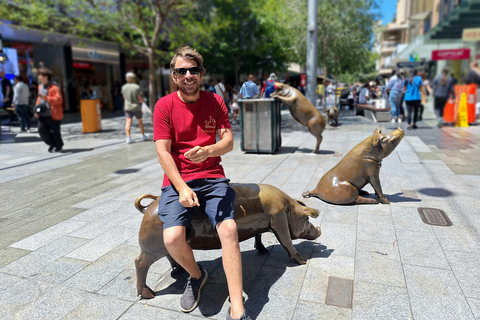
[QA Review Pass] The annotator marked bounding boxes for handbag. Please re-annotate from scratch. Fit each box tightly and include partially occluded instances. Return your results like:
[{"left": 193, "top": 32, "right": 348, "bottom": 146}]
[
  {"left": 34, "top": 101, "right": 51, "bottom": 116},
  {"left": 34, "top": 86, "right": 52, "bottom": 117}
]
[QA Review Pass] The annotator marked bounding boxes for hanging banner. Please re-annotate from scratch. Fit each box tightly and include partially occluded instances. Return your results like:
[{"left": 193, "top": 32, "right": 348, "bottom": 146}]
[
  {"left": 462, "top": 28, "right": 480, "bottom": 42},
  {"left": 432, "top": 48, "right": 470, "bottom": 61}
]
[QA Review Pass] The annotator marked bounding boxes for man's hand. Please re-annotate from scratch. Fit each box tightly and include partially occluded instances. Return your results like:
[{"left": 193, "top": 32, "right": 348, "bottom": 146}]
[
  {"left": 184, "top": 146, "right": 209, "bottom": 163},
  {"left": 178, "top": 186, "right": 200, "bottom": 207},
  {"left": 38, "top": 94, "right": 47, "bottom": 100}
]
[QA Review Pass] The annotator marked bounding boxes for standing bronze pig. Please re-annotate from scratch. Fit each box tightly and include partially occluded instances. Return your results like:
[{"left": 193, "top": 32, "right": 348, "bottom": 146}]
[
  {"left": 303, "top": 128, "right": 404, "bottom": 204},
  {"left": 271, "top": 83, "right": 325, "bottom": 153},
  {"left": 135, "top": 183, "right": 321, "bottom": 299}
]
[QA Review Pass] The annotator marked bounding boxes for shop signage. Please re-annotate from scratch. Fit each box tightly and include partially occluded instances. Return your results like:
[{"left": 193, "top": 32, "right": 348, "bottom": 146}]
[
  {"left": 462, "top": 28, "right": 480, "bottom": 42},
  {"left": 73, "top": 62, "right": 91, "bottom": 69},
  {"left": 88, "top": 50, "right": 104, "bottom": 60},
  {"left": 397, "top": 61, "right": 424, "bottom": 68},
  {"left": 431, "top": 48, "right": 470, "bottom": 61},
  {"left": 300, "top": 74, "right": 306, "bottom": 87}
]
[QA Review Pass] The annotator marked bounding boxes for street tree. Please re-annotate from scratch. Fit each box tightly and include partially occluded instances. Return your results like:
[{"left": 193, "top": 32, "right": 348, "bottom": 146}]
[
  {"left": 173, "top": 0, "right": 290, "bottom": 85},
  {"left": 255, "top": 0, "right": 378, "bottom": 110},
  {"left": 0, "top": 0, "right": 192, "bottom": 110}
]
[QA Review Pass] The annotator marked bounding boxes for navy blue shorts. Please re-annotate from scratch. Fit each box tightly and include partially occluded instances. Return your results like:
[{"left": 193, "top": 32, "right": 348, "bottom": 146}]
[{"left": 158, "top": 178, "right": 236, "bottom": 230}]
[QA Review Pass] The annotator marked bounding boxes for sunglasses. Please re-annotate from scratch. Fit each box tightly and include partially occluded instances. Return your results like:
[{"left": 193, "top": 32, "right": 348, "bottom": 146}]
[{"left": 173, "top": 67, "right": 204, "bottom": 76}]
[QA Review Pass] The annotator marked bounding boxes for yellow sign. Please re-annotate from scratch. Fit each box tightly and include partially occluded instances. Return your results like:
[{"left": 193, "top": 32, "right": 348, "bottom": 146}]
[
  {"left": 462, "top": 28, "right": 480, "bottom": 42},
  {"left": 456, "top": 93, "right": 469, "bottom": 127}
]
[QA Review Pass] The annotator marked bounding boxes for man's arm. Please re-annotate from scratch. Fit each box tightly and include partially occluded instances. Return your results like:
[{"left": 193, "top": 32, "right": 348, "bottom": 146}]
[
  {"left": 155, "top": 139, "right": 199, "bottom": 207},
  {"left": 184, "top": 127, "right": 233, "bottom": 163}
]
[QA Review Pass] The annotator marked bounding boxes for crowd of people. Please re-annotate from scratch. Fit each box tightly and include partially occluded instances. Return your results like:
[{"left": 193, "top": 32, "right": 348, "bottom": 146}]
[{"left": 327, "top": 61, "right": 480, "bottom": 129}]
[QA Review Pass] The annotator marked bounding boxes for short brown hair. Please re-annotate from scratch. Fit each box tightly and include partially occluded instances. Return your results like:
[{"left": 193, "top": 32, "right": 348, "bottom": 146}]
[
  {"left": 38, "top": 68, "right": 52, "bottom": 81},
  {"left": 170, "top": 46, "right": 204, "bottom": 74}
]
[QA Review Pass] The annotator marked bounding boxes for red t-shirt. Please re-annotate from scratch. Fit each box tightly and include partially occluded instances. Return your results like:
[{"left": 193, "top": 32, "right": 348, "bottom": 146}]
[{"left": 154, "top": 91, "right": 231, "bottom": 187}]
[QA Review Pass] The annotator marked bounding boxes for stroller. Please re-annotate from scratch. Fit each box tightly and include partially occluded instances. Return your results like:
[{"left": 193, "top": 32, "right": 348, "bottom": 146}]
[{"left": 337, "top": 88, "right": 354, "bottom": 110}]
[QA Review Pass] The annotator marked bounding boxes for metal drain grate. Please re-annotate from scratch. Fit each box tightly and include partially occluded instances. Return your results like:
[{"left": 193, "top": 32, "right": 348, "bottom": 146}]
[
  {"left": 418, "top": 208, "right": 453, "bottom": 227},
  {"left": 325, "top": 277, "right": 353, "bottom": 308}
]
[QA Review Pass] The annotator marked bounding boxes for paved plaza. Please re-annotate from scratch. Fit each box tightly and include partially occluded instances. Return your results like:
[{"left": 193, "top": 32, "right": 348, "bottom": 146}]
[{"left": 1, "top": 100, "right": 480, "bottom": 319}]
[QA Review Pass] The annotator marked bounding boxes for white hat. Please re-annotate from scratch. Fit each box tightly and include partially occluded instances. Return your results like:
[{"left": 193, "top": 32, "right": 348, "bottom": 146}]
[{"left": 126, "top": 72, "right": 136, "bottom": 80}]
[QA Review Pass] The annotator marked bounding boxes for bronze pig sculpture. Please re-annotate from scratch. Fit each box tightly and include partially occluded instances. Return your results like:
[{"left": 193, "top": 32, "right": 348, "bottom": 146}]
[
  {"left": 303, "top": 128, "right": 404, "bottom": 205},
  {"left": 327, "top": 107, "right": 339, "bottom": 126},
  {"left": 135, "top": 183, "right": 321, "bottom": 299},
  {"left": 271, "top": 83, "right": 325, "bottom": 153}
]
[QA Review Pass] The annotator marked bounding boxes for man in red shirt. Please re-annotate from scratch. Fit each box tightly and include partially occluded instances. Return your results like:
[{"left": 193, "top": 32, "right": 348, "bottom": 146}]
[{"left": 153, "top": 46, "right": 250, "bottom": 320}]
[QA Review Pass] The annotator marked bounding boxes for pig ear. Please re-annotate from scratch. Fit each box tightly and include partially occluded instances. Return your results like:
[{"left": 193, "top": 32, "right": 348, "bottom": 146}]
[
  {"left": 296, "top": 200, "right": 307, "bottom": 207},
  {"left": 372, "top": 129, "right": 381, "bottom": 146}
]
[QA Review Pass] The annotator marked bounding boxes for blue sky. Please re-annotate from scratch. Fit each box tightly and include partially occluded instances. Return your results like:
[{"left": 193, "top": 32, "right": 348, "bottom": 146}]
[{"left": 379, "top": 0, "right": 397, "bottom": 25}]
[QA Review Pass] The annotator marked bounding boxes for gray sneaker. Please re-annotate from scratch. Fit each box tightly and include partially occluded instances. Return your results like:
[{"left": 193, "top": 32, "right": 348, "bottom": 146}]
[
  {"left": 180, "top": 265, "right": 208, "bottom": 313},
  {"left": 226, "top": 308, "right": 252, "bottom": 320}
]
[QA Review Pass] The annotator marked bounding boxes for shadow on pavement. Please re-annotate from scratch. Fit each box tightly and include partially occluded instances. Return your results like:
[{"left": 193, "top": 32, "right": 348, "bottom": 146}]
[
  {"left": 417, "top": 187, "right": 455, "bottom": 197},
  {"left": 388, "top": 192, "right": 422, "bottom": 203},
  {"left": 150, "top": 241, "right": 328, "bottom": 319}
]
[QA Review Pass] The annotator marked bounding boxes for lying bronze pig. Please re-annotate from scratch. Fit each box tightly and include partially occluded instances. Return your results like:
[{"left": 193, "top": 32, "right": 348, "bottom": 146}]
[
  {"left": 271, "top": 83, "right": 325, "bottom": 153},
  {"left": 303, "top": 128, "right": 404, "bottom": 204},
  {"left": 326, "top": 107, "right": 339, "bottom": 126},
  {"left": 135, "top": 183, "right": 321, "bottom": 299}
]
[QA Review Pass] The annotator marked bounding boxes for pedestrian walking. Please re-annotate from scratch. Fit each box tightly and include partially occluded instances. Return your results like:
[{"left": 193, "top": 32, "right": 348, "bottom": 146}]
[
  {"left": 403, "top": 69, "right": 423, "bottom": 129},
  {"left": 464, "top": 61, "right": 480, "bottom": 85},
  {"left": 239, "top": 74, "right": 259, "bottom": 99},
  {"left": 316, "top": 80, "right": 324, "bottom": 106},
  {"left": 35, "top": 68, "right": 64, "bottom": 153},
  {"left": 386, "top": 68, "right": 404, "bottom": 123},
  {"left": 230, "top": 88, "right": 240, "bottom": 124},
  {"left": 214, "top": 78, "right": 229, "bottom": 111},
  {"left": 12, "top": 75, "right": 31, "bottom": 132},
  {"left": 431, "top": 67, "right": 455, "bottom": 128},
  {"left": 418, "top": 71, "right": 430, "bottom": 121},
  {"left": 153, "top": 46, "right": 251, "bottom": 320},
  {"left": 121, "top": 72, "right": 148, "bottom": 144},
  {"left": 262, "top": 73, "right": 277, "bottom": 98},
  {"left": 0, "top": 70, "right": 15, "bottom": 123}
]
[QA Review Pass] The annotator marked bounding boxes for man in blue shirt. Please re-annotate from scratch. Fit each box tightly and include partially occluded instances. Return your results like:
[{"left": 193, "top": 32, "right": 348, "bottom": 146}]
[{"left": 239, "top": 74, "right": 259, "bottom": 99}]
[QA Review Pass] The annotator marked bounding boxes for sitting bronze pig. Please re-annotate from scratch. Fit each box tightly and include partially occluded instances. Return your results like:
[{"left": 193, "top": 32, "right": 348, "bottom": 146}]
[
  {"left": 327, "top": 107, "right": 339, "bottom": 126},
  {"left": 303, "top": 128, "right": 404, "bottom": 205},
  {"left": 135, "top": 183, "right": 321, "bottom": 299}
]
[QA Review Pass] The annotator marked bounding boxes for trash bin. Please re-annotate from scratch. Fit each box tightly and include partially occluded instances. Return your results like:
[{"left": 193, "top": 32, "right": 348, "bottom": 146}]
[
  {"left": 239, "top": 98, "right": 281, "bottom": 153},
  {"left": 80, "top": 99, "right": 102, "bottom": 133}
]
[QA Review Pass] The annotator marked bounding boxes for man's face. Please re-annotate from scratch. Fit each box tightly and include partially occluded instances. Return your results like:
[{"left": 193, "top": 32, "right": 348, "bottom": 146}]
[{"left": 172, "top": 57, "right": 203, "bottom": 97}]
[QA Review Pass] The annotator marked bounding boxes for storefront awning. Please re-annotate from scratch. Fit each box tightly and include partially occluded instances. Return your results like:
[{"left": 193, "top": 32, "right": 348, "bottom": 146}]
[{"left": 427, "top": 1, "right": 480, "bottom": 41}]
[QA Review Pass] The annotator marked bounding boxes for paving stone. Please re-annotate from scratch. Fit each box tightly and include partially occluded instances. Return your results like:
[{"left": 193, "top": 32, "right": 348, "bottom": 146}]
[
  {"left": 30, "top": 257, "right": 90, "bottom": 285},
  {"left": 118, "top": 303, "right": 180, "bottom": 320},
  {"left": 352, "top": 281, "right": 411, "bottom": 320},
  {"left": 396, "top": 228, "right": 450, "bottom": 269},
  {"left": 467, "top": 298, "right": 480, "bottom": 320},
  {"left": 444, "top": 250, "right": 480, "bottom": 300},
  {"left": 434, "top": 223, "right": 480, "bottom": 254},
  {"left": 245, "top": 265, "right": 306, "bottom": 320},
  {"left": 63, "top": 245, "right": 138, "bottom": 292},
  {"left": 62, "top": 293, "right": 134, "bottom": 320},
  {"left": 1, "top": 236, "right": 88, "bottom": 278},
  {"left": 357, "top": 213, "right": 396, "bottom": 244},
  {"left": 318, "top": 222, "right": 356, "bottom": 258},
  {"left": 299, "top": 254, "right": 354, "bottom": 304},
  {"left": 322, "top": 205, "right": 358, "bottom": 225},
  {"left": 0, "top": 272, "right": 22, "bottom": 290},
  {"left": 0, "top": 247, "right": 30, "bottom": 268},
  {"left": 0, "top": 278, "right": 56, "bottom": 315},
  {"left": 355, "top": 241, "right": 405, "bottom": 287},
  {"left": 9, "top": 219, "right": 87, "bottom": 251},
  {"left": 404, "top": 264, "right": 475, "bottom": 320},
  {"left": 293, "top": 298, "right": 352, "bottom": 320},
  {"left": 65, "top": 224, "right": 139, "bottom": 262}
]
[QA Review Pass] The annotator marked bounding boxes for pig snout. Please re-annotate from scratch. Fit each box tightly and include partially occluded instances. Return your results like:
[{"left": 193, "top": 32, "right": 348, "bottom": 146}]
[{"left": 299, "top": 223, "right": 321, "bottom": 240}]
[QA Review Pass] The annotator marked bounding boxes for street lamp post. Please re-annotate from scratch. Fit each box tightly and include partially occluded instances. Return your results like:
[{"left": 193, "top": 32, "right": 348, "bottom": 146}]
[{"left": 306, "top": 0, "right": 318, "bottom": 106}]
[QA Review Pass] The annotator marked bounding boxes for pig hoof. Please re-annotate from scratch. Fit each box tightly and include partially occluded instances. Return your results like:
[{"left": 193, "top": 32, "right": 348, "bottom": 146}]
[
  {"left": 292, "top": 253, "right": 307, "bottom": 265},
  {"left": 379, "top": 197, "right": 390, "bottom": 204},
  {"left": 302, "top": 191, "right": 312, "bottom": 198},
  {"left": 138, "top": 287, "right": 155, "bottom": 299}
]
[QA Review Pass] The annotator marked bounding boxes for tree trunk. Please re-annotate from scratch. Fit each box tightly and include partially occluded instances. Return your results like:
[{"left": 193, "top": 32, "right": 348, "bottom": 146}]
[
  {"left": 148, "top": 48, "right": 156, "bottom": 113},
  {"left": 335, "top": 73, "right": 338, "bottom": 108}
]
